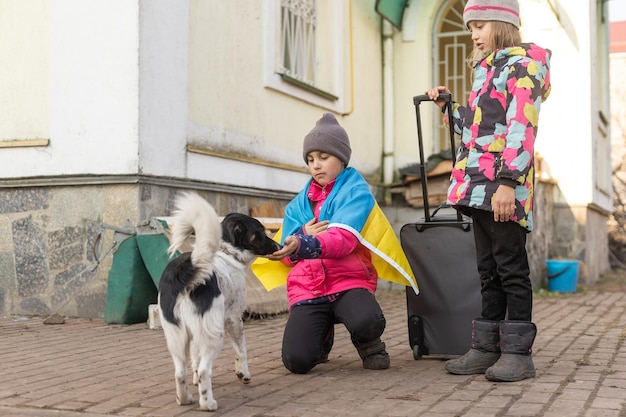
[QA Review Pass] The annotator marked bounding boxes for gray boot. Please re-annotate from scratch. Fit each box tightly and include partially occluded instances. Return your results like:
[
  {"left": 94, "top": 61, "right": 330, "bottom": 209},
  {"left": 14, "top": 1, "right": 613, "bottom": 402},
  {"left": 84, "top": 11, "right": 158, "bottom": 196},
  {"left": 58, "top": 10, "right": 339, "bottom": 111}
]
[
  {"left": 445, "top": 319, "right": 501, "bottom": 375},
  {"left": 485, "top": 320, "right": 536, "bottom": 382},
  {"left": 356, "top": 338, "right": 390, "bottom": 370}
]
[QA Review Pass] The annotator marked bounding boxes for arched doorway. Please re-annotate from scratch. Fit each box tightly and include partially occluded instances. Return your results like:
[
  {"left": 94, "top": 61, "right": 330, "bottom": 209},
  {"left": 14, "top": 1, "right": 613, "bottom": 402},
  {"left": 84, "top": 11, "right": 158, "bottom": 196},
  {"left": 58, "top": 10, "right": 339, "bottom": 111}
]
[{"left": 432, "top": 0, "right": 473, "bottom": 152}]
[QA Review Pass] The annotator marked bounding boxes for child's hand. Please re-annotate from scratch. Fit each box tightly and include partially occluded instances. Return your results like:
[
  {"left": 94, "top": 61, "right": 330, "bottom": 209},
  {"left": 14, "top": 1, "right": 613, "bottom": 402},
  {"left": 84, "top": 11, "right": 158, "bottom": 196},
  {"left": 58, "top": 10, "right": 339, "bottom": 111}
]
[
  {"left": 304, "top": 218, "right": 329, "bottom": 236},
  {"left": 493, "top": 184, "right": 516, "bottom": 222},
  {"left": 425, "top": 86, "right": 451, "bottom": 109},
  {"left": 268, "top": 235, "right": 299, "bottom": 260}
]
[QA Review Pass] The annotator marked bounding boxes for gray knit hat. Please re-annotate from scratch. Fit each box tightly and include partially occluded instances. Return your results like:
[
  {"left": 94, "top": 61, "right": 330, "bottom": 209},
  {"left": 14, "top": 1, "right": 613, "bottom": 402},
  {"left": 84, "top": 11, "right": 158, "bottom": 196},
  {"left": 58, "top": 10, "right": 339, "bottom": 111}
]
[
  {"left": 463, "top": 0, "right": 520, "bottom": 29},
  {"left": 302, "top": 113, "right": 351, "bottom": 166}
]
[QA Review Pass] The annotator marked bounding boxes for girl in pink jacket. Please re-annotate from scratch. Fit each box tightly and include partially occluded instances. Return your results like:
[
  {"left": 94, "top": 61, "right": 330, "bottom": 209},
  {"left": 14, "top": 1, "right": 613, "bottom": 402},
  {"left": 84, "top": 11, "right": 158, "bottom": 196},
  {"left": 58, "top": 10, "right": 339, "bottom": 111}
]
[{"left": 269, "top": 113, "right": 393, "bottom": 374}]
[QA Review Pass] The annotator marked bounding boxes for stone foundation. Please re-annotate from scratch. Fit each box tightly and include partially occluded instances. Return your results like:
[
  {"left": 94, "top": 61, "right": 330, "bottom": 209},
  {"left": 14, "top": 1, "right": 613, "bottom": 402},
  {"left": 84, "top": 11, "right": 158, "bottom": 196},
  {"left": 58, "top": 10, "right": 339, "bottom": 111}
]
[
  {"left": 0, "top": 182, "right": 289, "bottom": 318},
  {"left": 0, "top": 178, "right": 611, "bottom": 318}
]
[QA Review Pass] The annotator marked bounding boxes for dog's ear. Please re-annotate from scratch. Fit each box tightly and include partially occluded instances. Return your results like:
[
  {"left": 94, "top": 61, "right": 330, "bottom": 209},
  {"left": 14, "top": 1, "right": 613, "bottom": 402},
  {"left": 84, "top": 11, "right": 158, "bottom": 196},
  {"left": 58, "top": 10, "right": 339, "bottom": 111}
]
[
  {"left": 232, "top": 221, "right": 247, "bottom": 243},
  {"left": 222, "top": 215, "right": 247, "bottom": 246},
  {"left": 221, "top": 217, "right": 234, "bottom": 244}
]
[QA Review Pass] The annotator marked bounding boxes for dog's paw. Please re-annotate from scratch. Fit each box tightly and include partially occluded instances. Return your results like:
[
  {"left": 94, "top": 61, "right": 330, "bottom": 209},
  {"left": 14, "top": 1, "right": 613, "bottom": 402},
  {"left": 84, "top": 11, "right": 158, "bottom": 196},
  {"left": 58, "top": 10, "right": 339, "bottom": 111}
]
[
  {"left": 199, "top": 398, "right": 218, "bottom": 411},
  {"left": 236, "top": 371, "right": 251, "bottom": 384},
  {"left": 176, "top": 393, "right": 194, "bottom": 406}
]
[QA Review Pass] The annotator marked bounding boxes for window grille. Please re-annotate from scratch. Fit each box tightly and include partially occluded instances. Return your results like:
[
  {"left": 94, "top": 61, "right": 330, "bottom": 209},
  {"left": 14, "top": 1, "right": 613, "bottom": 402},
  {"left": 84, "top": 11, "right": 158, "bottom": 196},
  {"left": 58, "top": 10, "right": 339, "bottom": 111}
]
[
  {"left": 280, "top": 0, "right": 316, "bottom": 85},
  {"left": 264, "top": 0, "right": 346, "bottom": 112}
]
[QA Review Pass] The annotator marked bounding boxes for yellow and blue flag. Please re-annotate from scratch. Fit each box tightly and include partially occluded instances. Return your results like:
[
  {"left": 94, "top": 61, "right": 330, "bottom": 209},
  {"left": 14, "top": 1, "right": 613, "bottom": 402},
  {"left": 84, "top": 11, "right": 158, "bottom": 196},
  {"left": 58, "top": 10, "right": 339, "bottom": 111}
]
[{"left": 251, "top": 167, "right": 419, "bottom": 294}]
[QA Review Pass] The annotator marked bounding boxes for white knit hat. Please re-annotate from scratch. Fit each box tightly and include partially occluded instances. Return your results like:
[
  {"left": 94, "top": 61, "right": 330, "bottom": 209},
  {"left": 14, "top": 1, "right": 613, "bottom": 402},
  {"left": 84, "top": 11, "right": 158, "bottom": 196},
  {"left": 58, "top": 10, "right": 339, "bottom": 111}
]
[{"left": 463, "top": 0, "right": 520, "bottom": 29}]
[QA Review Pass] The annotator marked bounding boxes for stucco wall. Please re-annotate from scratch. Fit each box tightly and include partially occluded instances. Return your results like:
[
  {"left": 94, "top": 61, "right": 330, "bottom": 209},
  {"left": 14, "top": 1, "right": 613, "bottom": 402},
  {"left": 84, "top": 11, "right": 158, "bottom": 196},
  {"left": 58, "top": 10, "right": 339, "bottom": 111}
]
[
  {"left": 1, "top": 1, "right": 387, "bottom": 189},
  {"left": 0, "top": 0, "right": 141, "bottom": 179},
  {"left": 184, "top": 0, "right": 386, "bottom": 187},
  {"left": 0, "top": 0, "right": 49, "bottom": 141}
]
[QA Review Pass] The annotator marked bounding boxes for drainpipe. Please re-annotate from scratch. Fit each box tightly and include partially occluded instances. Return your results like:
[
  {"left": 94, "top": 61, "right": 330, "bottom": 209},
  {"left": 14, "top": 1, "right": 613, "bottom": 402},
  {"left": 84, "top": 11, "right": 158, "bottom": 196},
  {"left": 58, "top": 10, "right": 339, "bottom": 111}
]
[{"left": 382, "top": 20, "right": 395, "bottom": 187}]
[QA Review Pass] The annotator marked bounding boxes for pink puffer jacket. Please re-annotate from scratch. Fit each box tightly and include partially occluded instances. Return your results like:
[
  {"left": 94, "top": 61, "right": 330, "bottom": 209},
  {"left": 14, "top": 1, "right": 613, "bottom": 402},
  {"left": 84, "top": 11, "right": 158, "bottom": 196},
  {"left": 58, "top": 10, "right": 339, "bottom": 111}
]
[
  {"left": 283, "top": 228, "right": 378, "bottom": 305},
  {"left": 281, "top": 179, "right": 378, "bottom": 306}
]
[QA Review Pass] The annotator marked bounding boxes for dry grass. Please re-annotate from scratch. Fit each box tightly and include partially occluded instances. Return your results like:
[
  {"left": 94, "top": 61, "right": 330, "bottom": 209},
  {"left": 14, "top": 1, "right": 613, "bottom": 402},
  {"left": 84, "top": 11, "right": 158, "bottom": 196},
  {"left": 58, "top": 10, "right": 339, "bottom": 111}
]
[{"left": 588, "top": 268, "right": 626, "bottom": 291}]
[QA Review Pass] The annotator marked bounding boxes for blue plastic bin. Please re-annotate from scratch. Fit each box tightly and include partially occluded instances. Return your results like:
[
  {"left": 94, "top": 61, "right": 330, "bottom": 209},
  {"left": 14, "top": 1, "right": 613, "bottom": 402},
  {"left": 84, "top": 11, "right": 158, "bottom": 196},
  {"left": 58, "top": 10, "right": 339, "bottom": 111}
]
[{"left": 546, "top": 259, "right": 579, "bottom": 293}]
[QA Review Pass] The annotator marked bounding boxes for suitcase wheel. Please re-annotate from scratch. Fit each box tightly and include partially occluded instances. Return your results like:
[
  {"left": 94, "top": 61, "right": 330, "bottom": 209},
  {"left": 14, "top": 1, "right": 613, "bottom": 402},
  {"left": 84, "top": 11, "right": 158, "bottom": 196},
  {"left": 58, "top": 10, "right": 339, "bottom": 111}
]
[
  {"left": 412, "top": 344, "right": 422, "bottom": 360},
  {"left": 408, "top": 314, "right": 427, "bottom": 360}
]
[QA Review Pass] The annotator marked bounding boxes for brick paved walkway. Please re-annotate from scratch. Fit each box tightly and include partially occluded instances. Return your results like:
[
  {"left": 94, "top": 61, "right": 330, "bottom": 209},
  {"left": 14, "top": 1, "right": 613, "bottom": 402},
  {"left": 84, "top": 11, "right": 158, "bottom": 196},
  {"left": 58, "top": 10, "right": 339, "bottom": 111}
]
[{"left": 1, "top": 288, "right": 625, "bottom": 417}]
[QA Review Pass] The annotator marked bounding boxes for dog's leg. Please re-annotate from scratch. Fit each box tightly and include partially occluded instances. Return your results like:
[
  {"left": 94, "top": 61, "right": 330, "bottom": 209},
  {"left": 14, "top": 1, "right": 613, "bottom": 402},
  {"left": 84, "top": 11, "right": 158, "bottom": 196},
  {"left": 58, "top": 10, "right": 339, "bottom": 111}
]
[
  {"left": 195, "top": 337, "right": 223, "bottom": 411},
  {"left": 190, "top": 341, "right": 200, "bottom": 385},
  {"left": 225, "top": 316, "right": 251, "bottom": 384},
  {"left": 163, "top": 326, "right": 194, "bottom": 406},
  {"left": 194, "top": 298, "right": 227, "bottom": 411},
  {"left": 173, "top": 355, "right": 194, "bottom": 406}
]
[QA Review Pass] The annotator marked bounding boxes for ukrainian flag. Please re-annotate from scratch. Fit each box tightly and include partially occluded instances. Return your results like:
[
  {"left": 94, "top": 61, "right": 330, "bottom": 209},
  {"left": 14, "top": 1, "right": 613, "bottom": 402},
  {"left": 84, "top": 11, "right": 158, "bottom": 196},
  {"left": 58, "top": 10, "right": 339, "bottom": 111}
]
[{"left": 251, "top": 167, "right": 419, "bottom": 294}]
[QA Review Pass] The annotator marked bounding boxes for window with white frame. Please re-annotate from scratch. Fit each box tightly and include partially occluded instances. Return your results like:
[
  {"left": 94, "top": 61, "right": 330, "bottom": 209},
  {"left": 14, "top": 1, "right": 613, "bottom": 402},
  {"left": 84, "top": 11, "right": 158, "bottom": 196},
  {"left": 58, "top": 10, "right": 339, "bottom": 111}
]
[{"left": 264, "top": 0, "right": 348, "bottom": 112}]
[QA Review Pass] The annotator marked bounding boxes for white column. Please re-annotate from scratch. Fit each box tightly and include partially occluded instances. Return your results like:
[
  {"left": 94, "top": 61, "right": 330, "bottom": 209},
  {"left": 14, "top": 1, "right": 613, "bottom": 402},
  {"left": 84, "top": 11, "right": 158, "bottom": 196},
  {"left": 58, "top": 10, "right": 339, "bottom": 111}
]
[{"left": 138, "top": 0, "right": 190, "bottom": 178}]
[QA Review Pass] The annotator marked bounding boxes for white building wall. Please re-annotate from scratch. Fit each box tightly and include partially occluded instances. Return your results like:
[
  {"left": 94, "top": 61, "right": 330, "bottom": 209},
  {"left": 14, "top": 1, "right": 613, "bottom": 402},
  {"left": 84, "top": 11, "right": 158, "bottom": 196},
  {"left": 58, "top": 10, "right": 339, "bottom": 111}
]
[
  {"left": 49, "top": 0, "right": 140, "bottom": 176},
  {"left": 390, "top": 0, "right": 436, "bottom": 172},
  {"left": 1, "top": 0, "right": 385, "bottom": 194},
  {"left": 0, "top": 1, "right": 141, "bottom": 178},
  {"left": 138, "top": 0, "right": 189, "bottom": 178}
]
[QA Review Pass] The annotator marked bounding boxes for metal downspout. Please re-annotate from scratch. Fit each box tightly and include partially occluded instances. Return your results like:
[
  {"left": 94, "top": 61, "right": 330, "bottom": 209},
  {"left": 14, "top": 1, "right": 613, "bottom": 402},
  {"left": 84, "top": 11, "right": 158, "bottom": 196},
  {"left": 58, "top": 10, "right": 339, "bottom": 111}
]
[{"left": 382, "top": 20, "right": 395, "bottom": 188}]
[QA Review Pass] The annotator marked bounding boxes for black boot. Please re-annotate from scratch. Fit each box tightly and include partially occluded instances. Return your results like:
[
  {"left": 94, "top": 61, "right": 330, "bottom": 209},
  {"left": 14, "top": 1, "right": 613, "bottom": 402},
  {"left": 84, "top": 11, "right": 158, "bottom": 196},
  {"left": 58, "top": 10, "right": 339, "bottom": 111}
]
[
  {"left": 485, "top": 320, "right": 536, "bottom": 382},
  {"left": 445, "top": 319, "right": 500, "bottom": 375},
  {"left": 356, "top": 338, "right": 390, "bottom": 370}
]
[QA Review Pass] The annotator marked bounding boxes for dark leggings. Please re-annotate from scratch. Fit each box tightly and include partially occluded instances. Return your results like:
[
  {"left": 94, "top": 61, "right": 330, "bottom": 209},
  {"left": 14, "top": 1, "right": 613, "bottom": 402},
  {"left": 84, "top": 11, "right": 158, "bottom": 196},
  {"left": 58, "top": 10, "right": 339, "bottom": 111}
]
[
  {"left": 470, "top": 208, "right": 533, "bottom": 322},
  {"left": 282, "top": 288, "right": 386, "bottom": 374}
]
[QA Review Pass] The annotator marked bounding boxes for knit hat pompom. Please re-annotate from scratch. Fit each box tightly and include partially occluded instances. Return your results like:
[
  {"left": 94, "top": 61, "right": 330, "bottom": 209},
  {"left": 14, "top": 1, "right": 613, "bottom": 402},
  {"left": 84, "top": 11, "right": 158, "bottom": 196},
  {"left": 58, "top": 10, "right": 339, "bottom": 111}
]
[
  {"left": 463, "top": 0, "right": 520, "bottom": 29},
  {"left": 302, "top": 113, "right": 351, "bottom": 166}
]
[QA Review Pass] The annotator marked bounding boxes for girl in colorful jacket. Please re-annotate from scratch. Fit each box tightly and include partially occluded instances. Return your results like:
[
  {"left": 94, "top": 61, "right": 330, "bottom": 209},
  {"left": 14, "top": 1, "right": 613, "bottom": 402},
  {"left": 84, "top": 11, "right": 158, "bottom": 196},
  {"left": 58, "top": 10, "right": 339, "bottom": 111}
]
[
  {"left": 426, "top": 0, "right": 551, "bottom": 382},
  {"left": 268, "top": 113, "right": 415, "bottom": 374}
]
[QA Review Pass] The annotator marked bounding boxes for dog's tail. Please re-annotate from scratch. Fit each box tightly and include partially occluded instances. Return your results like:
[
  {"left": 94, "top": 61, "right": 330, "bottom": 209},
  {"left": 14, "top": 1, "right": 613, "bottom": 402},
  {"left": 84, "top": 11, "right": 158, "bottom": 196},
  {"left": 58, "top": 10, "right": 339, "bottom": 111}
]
[{"left": 168, "top": 192, "right": 222, "bottom": 271}]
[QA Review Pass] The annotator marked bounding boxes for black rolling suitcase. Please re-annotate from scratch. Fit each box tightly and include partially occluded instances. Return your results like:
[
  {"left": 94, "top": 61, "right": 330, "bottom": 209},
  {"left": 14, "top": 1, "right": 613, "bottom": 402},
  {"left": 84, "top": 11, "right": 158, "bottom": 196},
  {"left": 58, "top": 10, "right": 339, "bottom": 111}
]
[{"left": 401, "top": 93, "right": 481, "bottom": 360}]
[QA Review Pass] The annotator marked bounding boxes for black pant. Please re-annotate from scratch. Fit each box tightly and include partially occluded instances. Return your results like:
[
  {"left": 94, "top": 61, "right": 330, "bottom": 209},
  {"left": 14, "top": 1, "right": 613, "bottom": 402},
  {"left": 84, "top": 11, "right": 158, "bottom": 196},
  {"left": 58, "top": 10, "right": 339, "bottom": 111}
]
[
  {"left": 282, "top": 288, "right": 386, "bottom": 374},
  {"left": 470, "top": 208, "right": 533, "bottom": 322}
]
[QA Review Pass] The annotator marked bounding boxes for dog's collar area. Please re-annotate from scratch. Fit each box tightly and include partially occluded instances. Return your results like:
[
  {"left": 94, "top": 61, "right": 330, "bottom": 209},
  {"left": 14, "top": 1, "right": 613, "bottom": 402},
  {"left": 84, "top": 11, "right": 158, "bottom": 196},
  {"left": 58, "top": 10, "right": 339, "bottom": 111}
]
[{"left": 220, "top": 243, "right": 250, "bottom": 263}]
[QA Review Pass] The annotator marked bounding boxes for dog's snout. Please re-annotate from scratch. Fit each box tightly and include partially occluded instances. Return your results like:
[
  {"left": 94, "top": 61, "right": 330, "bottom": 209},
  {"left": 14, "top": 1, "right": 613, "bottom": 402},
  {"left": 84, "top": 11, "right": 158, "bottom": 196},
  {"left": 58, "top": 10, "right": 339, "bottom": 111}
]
[{"left": 261, "top": 238, "right": 282, "bottom": 255}]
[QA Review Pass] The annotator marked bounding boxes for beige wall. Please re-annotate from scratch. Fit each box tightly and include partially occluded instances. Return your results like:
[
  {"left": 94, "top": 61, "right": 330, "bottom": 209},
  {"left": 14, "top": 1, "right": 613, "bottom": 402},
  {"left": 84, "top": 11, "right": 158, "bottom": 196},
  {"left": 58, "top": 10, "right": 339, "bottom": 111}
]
[
  {"left": 390, "top": 1, "right": 438, "bottom": 172},
  {"left": 0, "top": 0, "right": 49, "bottom": 141},
  {"left": 187, "top": 0, "right": 385, "bottom": 178}
]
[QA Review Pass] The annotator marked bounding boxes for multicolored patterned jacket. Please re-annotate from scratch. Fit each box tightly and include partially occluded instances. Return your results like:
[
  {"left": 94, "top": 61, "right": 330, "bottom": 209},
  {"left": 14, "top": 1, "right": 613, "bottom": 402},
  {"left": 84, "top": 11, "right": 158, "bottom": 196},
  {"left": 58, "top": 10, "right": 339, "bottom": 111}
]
[{"left": 445, "top": 43, "right": 551, "bottom": 231}]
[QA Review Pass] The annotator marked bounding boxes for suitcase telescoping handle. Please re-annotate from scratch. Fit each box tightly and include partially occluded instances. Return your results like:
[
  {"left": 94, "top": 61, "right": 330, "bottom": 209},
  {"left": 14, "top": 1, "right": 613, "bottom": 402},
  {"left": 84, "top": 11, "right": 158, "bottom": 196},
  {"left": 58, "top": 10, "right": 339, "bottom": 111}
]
[{"left": 412, "top": 93, "right": 460, "bottom": 223}]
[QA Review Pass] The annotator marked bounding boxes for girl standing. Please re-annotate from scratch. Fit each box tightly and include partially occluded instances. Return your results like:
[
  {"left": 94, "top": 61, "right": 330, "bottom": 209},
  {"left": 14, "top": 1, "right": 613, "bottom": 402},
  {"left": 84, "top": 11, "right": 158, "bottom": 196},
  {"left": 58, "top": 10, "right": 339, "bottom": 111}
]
[{"left": 426, "top": 0, "right": 551, "bottom": 382}]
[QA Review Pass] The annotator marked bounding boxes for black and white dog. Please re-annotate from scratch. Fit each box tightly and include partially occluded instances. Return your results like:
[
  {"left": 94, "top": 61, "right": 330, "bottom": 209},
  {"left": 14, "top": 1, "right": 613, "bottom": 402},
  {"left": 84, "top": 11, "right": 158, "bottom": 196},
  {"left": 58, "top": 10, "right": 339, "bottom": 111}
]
[{"left": 158, "top": 192, "right": 281, "bottom": 411}]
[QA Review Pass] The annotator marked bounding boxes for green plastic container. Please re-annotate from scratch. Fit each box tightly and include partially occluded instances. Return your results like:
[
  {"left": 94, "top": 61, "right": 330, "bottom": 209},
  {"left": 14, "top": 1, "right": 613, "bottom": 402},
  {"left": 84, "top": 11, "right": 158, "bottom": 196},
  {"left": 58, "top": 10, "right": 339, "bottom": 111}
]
[
  {"left": 104, "top": 236, "right": 158, "bottom": 324},
  {"left": 135, "top": 219, "right": 176, "bottom": 287}
]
